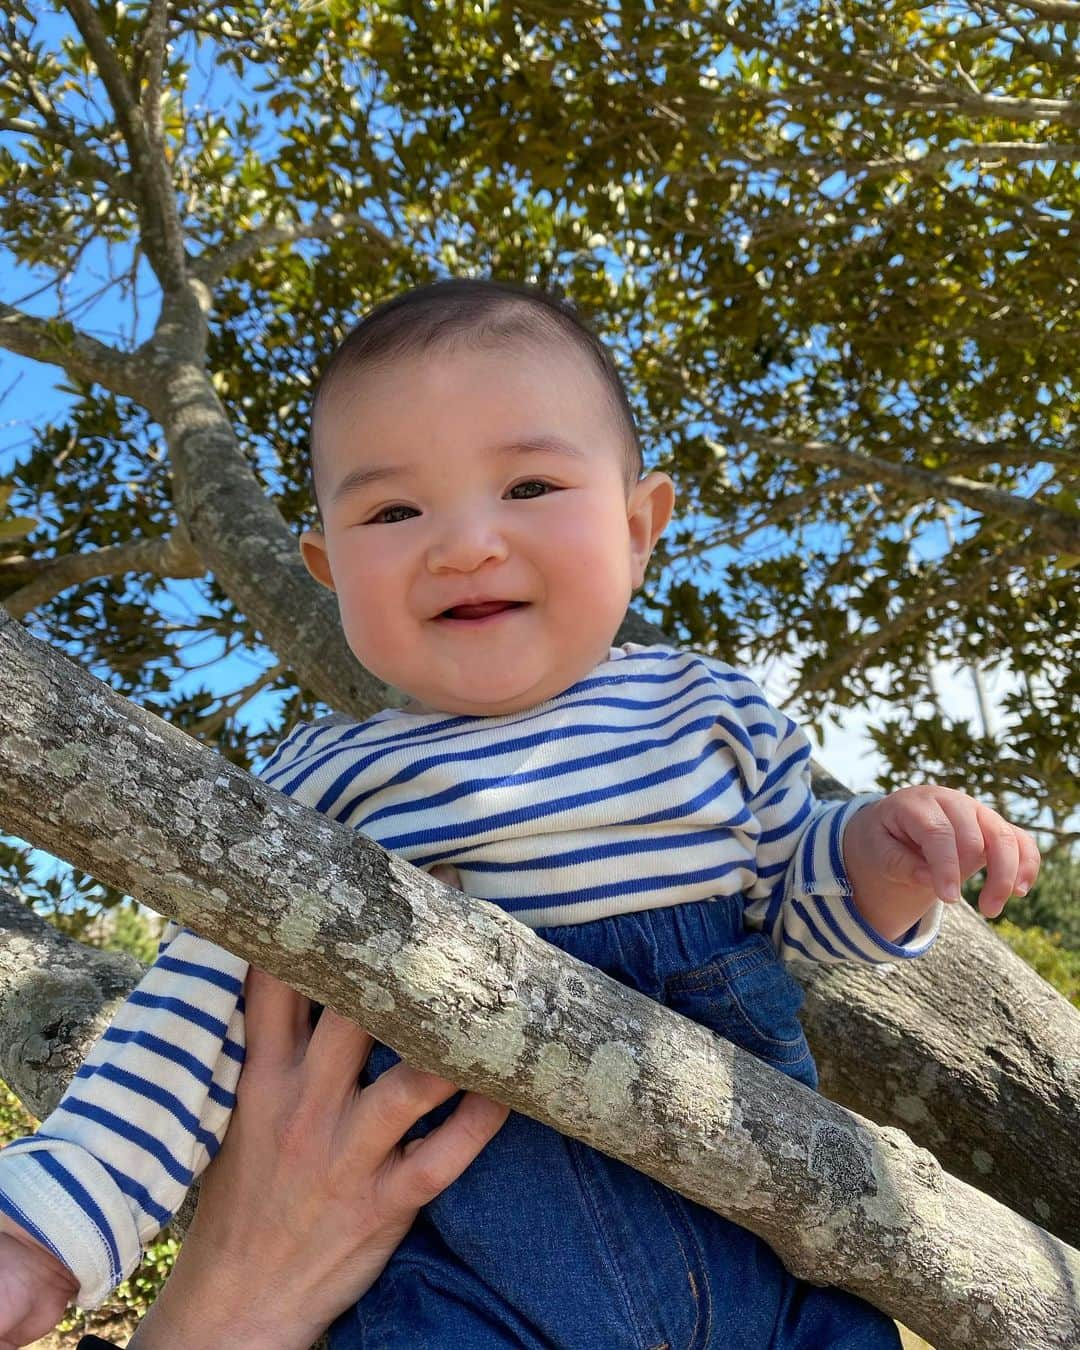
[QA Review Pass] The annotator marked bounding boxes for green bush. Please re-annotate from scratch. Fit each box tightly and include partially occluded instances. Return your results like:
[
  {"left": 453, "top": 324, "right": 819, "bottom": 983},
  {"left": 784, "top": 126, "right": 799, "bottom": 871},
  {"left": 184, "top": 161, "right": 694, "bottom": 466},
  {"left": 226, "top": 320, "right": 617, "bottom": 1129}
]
[
  {"left": 46, "top": 900, "right": 164, "bottom": 967},
  {"left": 0, "top": 1080, "right": 36, "bottom": 1143},
  {"left": 56, "top": 1238, "right": 179, "bottom": 1339}
]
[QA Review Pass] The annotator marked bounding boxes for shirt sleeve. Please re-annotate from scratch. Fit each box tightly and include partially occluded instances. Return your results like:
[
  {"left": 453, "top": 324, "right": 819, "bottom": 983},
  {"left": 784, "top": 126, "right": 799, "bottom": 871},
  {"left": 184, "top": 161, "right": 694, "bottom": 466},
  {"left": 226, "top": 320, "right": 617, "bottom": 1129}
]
[
  {"left": 0, "top": 719, "right": 346, "bottom": 1305},
  {"left": 727, "top": 678, "right": 942, "bottom": 965},
  {"left": 0, "top": 924, "right": 247, "bottom": 1307}
]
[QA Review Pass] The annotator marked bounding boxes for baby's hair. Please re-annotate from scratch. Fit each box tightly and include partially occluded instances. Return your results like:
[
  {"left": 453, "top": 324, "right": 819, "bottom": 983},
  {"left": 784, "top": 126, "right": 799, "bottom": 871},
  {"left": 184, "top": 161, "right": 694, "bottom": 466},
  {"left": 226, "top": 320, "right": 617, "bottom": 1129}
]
[{"left": 309, "top": 278, "right": 643, "bottom": 514}]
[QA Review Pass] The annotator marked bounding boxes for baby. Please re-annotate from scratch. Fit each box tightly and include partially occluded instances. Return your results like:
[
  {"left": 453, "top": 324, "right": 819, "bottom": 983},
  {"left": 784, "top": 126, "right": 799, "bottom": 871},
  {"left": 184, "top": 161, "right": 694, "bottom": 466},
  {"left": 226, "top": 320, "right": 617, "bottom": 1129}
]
[{"left": 0, "top": 279, "right": 1039, "bottom": 1348}]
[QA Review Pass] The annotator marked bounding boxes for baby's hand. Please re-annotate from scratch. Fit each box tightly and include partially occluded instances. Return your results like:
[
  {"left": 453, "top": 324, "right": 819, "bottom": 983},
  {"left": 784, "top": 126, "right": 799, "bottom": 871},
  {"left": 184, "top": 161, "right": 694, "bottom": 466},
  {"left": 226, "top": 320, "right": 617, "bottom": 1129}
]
[
  {"left": 0, "top": 1215, "right": 78, "bottom": 1349},
  {"left": 846, "top": 786, "right": 1040, "bottom": 923}
]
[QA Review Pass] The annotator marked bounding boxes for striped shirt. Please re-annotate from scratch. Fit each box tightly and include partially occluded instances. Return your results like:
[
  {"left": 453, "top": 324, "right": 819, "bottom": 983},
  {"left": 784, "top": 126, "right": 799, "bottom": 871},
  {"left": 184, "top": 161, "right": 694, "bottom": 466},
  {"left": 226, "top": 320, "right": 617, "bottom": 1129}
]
[{"left": 0, "top": 644, "right": 939, "bottom": 1305}]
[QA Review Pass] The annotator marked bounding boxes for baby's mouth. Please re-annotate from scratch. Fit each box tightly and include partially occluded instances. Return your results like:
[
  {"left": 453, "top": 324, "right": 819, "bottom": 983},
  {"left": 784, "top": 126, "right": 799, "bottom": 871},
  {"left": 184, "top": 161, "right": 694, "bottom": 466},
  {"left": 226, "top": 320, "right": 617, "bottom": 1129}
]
[{"left": 440, "top": 601, "right": 526, "bottom": 621}]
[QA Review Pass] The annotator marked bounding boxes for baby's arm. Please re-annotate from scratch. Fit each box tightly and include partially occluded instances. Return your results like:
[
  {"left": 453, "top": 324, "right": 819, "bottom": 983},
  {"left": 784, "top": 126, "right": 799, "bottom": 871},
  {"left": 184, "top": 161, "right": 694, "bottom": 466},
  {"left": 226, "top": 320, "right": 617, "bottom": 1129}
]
[
  {"left": 736, "top": 692, "right": 940, "bottom": 963},
  {"left": 738, "top": 690, "right": 1039, "bottom": 959},
  {"left": 0, "top": 923, "right": 247, "bottom": 1324}
]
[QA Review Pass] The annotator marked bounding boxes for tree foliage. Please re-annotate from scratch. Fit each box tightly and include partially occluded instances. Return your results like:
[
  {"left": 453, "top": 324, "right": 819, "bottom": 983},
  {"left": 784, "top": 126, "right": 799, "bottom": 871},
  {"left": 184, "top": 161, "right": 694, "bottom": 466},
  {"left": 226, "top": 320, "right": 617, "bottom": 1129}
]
[{"left": 0, "top": 0, "right": 1077, "bottom": 924}]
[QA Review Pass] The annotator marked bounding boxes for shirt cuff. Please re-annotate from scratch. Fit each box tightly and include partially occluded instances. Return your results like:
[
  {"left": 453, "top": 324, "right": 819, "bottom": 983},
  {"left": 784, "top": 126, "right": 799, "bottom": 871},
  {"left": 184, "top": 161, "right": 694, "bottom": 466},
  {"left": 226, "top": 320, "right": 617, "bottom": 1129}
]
[
  {"left": 839, "top": 893, "right": 943, "bottom": 961},
  {"left": 784, "top": 795, "right": 942, "bottom": 964},
  {"left": 0, "top": 1142, "right": 141, "bottom": 1308}
]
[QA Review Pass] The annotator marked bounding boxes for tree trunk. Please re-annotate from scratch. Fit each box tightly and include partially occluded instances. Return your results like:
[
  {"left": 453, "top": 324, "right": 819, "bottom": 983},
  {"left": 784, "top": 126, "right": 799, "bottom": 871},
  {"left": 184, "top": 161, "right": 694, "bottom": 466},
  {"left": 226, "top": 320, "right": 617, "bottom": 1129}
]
[{"left": 1, "top": 609, "right": 1078, "bottom": 1349}]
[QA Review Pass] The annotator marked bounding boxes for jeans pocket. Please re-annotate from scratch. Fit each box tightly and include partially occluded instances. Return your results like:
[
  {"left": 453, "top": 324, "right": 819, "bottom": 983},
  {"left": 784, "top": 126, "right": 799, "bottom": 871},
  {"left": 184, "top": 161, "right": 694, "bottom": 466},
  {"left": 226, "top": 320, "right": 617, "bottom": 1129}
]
[{"left": 664, "top": 931, "right": 815, "bottom": 1081}]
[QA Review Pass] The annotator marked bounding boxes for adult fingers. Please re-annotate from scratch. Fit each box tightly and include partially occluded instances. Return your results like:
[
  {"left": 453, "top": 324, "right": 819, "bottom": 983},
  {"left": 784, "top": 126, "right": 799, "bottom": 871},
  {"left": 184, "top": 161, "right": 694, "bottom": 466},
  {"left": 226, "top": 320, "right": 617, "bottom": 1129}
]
[
  {"left": 396, "top": 1093, "right": 509, "bottom": 1208},
  {"left": 301, "top": 1007, "right": 375, "bottom": 1109},
  {"left": 346, "top": 1060, "right": 463, "bottom": 1164},
  {"left": 429, "top": 863, "right": 463, "bottom": 891},
  {"left": 243, "top": 965, "right": 312, "bottom": 1070}
]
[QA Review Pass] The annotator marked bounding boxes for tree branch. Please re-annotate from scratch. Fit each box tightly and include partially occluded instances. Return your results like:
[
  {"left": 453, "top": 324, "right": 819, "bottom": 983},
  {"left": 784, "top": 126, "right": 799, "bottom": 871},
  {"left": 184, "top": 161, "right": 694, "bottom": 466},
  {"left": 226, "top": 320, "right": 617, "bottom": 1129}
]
[
  {"left": 617, "top": 10, "right": 1080, "bottom": 129},
  {"left": 0, "top": 116, "right": 132, "bottom": 196},
  {"left": 61, "top": 0, "right": 187, "bottom": 292},
  {"left": 188, "top": 660, "right": 286, "bottom": 741},
  {"left": 1010, "top": 0, "right": 1080, "bottom": 17},
  {"left": 738, "top": 140, "right": 1080, "bottom": 179},
  {"left": 739, "top": 432, "right": 1080, "bottom": 555},
  {"left": 190, "top": 211, "right": 402, "bottom": 288},
  {"left": 789, "top": 541, "right": 1042, "bottom": 699},
  {"left": 2, "top": 524, "right": 204, "bottom": 620},
  {"left": 0, "top": 610, "right": 1077, "bottom": 1349},
  {"left": 0, "top": 16, "right": 135, "bottom": 198},
  {"left": 0, "top": 302, "right": 144, "bottom": 401},
  {"left": 677, "top": 471, "right": 873, "bottom": 557},
  {"left": 0, "top": 888, "right": 143, "bottom": 1120},
  {"left": 151, "top": 357, "right": 394, "bottom": 716}
]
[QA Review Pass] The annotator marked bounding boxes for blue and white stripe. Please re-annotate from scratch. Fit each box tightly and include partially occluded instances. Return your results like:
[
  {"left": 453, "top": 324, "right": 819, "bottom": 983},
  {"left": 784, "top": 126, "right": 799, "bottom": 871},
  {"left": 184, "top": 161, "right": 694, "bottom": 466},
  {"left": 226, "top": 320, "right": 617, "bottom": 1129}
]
[
  {"left": 0, "top": 642, "right": 939, "bottom": 1307},
  {"left": 0, "top": 926, "right": 247, "bottom": 1306}
]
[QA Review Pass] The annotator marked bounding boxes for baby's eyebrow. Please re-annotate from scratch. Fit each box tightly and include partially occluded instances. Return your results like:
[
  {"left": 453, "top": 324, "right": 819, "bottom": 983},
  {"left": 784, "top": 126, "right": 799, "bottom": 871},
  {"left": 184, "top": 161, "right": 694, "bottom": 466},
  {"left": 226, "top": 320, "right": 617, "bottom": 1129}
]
[{"left": 328, "top": 435, "right": 586, "bottom": 504}]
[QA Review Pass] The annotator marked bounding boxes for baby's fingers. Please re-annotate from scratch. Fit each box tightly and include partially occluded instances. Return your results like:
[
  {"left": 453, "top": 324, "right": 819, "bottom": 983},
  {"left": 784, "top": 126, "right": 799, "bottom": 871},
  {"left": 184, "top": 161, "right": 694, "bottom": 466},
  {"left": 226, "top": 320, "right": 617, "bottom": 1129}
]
[
  {"left": 901, "top": 796, "right": 965, "bottom": 902},
  {"left": 1015, "top": 828, "right": 1041, "bottom": 896},
  {"left": 975, "top": 804, "right": 1021, "bottom": 917}
]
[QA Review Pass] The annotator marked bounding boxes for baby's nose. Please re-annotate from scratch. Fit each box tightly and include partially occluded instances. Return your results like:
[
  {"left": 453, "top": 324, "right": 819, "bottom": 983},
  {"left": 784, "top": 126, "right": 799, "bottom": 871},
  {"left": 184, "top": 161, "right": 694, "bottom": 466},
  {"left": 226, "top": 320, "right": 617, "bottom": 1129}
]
[{"left": 426, "top": 513, "right": 510, "bottom": 572}]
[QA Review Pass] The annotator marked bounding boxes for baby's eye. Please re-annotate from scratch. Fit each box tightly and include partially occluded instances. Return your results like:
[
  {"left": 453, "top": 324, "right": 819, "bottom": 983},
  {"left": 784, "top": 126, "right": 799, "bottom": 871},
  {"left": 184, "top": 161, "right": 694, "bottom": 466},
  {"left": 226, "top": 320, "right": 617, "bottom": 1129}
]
[
  {"left": 367, "top": 504, "right": 419, "bottom": 525},
  {"left": 507, "top": 480, "right": 553, "bottom": 500}
]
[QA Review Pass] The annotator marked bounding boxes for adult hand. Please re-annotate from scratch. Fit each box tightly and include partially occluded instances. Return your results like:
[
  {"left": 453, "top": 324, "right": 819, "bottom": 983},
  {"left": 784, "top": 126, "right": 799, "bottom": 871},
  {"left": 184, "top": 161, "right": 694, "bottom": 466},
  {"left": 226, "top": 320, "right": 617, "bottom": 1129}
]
[{"left": 129, "top": 918, "right": 508, "bottom": 1350}]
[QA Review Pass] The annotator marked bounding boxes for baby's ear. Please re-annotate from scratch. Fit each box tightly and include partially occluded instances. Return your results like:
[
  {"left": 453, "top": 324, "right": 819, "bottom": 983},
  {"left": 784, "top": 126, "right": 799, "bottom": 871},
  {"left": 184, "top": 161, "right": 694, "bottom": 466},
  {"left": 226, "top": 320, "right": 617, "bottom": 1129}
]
[
  {"left": 627, "top": 471, "right": 676, "bottom": 587},
  {"left": 299, "top": 529, "right": 336, "bottom": 591}
]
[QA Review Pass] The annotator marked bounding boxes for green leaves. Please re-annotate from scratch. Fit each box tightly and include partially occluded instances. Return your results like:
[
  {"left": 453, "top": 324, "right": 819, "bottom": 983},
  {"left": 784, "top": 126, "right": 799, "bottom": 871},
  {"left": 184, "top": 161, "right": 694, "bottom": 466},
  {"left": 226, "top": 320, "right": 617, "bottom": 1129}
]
[
  {"left": 0, "top": 484, "right": 36, "bottom": 542},
  {"left": 0, "top": 0, "right": 1076, "bottom": 898}
]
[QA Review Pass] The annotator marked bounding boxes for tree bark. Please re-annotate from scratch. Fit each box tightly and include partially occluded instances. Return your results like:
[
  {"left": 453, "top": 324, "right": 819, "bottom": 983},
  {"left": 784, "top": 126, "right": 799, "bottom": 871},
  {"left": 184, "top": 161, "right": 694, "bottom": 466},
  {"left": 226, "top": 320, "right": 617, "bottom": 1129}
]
[
  {"left": 1, "top": 611, "right": 1079, "bottom": 1349},
  {"left": 0, "top": 890, "right": 142, "bottom": 1120},
  {"left": 799, "top": 904, "right": 1080, "bottom": 1249}
]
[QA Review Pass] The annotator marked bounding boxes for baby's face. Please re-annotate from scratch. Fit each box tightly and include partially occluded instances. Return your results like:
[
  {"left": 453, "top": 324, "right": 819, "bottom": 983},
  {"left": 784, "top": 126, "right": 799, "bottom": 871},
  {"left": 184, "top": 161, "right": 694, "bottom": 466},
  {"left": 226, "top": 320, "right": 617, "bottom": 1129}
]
[{"left": 301, "top": 340, "right": 673, "bottom": 716}]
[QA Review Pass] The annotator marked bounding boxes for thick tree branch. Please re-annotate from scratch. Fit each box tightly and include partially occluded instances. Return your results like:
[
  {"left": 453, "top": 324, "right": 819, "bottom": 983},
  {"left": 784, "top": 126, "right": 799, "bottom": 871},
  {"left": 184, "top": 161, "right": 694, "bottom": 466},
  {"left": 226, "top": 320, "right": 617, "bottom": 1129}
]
[
  {"left": 0, "top": 610, "right": 1077, "bottom": 1349},
  {"left": 2, "top": 524, "right": 204, "bottom": 620},
  {"left": 140, "top": 0, "right": 169, "bottom": 118},
  {"left": 798, "top": 898, "right": 1080, "bottom": 1254},
  {"left": 0, "top": 889, "right": 143, "bottom": 1121},
  {"left": 150, "top": 356, "right": 393, "bottom": 717},
  {"left": 191, "top": 211, "right": 401, "bottom": 288},
  {"left": 0, "top": 302, "right": 144, "bottom": 402}
]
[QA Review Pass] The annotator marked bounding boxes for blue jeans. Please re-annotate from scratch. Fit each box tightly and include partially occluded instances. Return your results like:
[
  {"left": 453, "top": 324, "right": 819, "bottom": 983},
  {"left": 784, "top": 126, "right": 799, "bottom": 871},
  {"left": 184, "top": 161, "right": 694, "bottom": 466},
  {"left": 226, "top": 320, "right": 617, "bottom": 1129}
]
[{"left": 330, "top": 898, "right": 899, "bottom": 1349}]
